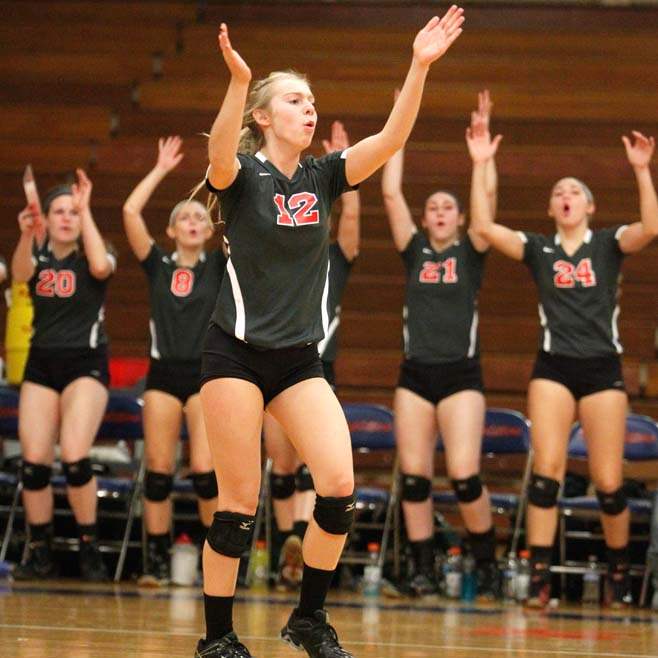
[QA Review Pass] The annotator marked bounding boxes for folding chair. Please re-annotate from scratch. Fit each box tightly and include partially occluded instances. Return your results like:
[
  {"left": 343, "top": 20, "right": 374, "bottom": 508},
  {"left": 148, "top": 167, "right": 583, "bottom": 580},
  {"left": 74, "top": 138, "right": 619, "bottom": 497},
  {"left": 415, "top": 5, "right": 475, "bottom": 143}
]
[
  {"left": 558, "top": 413, "right": 658, "bottom": 595},
  {"left": 433, "top": 408, "right": 533, "bottom": 554},
  {"left": 0, "top": 386, "right": 20, "bottom": 562}
]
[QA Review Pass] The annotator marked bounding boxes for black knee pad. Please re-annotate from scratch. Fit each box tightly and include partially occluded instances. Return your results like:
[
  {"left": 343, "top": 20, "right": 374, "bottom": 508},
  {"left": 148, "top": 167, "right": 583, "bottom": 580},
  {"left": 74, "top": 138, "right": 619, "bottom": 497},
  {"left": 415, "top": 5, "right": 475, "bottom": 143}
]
[
  {"left": 295, "top": 464, "right": 315, "bottom": 492},
  {"left": 313, "top": 492, "right": 355, "bottom": 535},
  {"left": 144, "top": 471, "right": 173, "bottom": 502},
  {"left": 400, "top": 473, "right": 432, "bottom": 502},
  {"left": 21, "top": 461, "right": 52, "bottom": 491},
  {"left": 596, "top": 487, "right": 627, "bottom": 516},
  {"left": 63, "top": 458, "right": 94, "bottom": 487},
  {"left": 206, "top": 510, "right": 256, "bottom": 558},
  {"left": 528, "top": 473, "right": 560, "bottom": 509},
  {"left": 270, "top": 472, "right": 296, "bottom": 500},
  {"left": 191, "top": 471, "right": 218, "bottom": 500},
  {"left": 451, "top": 474, "right": 483, "bottom": 503}
]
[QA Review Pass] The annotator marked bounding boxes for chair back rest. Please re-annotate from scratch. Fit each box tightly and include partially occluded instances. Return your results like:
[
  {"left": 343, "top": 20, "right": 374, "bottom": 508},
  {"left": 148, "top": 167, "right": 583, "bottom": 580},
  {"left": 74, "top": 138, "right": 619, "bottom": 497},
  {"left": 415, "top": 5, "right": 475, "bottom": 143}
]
[
  {"left": 97, "top": 393, "right": 143, "bottom": 441},
  {"left": 342, "top": 403, "right": 395, "bottom": 451},
  {"left": 0, "top": 387, "right": 19, "bottom": 438}
]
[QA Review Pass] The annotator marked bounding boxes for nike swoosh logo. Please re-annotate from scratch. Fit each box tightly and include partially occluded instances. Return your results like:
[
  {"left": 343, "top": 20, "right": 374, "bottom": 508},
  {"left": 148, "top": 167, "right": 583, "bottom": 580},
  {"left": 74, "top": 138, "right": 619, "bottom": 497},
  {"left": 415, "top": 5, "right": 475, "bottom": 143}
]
[
  {"left": 422, "top": 248, "right": 432, "bottom": 254},
  {"left": 542, "top": 247, "right": 555, "bottom": 253},
  {"left": 258, "top": 173, "right": 271, "bottom": 177}
]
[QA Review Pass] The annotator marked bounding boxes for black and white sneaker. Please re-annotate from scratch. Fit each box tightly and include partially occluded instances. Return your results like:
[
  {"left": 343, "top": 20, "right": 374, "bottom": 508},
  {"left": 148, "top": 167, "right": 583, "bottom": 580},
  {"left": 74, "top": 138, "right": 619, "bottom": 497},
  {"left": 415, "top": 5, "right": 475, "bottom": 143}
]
[
  {"left": 12, "top": 540, "right": 59, "bottom": 580},
  {"left": 281, "top": 609, "right": 354, "bottom": 658},
  {"left": 138, "top": 540, "right": 171, "bottom": 587},
  {"left": 476, "top": 560, "right": 501, "bottom": 600},
  {"left": 79, "top": 539, "right": 109, "bottom": 582},
  {"left": 605, "top": 567, "right": 632, "bottom": 609},
  {"left": 195, "top": 633, "right": 254, "bottom": 657}
]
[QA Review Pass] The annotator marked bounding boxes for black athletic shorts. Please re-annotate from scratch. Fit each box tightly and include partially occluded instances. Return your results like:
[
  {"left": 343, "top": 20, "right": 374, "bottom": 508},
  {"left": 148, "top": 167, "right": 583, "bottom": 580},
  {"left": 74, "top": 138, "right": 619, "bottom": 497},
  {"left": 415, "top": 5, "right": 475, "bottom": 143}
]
[
  {"left": 23, "top": 345, "right": 110, "bottom": 392},
  {"left": 145, "top": 358, "right": 201, "bottom": 404},
  {"left": 321, "top": 360, "right": 336, "bottom": 390},
  {"left": 531, "top": 350, "right": 625, "bottom": 400},
  {"left": 201, "top": 323, "right": 324, "bottom": 405},
  {"left": 397, "top": 357, "right": 484, "bottom": 405}
]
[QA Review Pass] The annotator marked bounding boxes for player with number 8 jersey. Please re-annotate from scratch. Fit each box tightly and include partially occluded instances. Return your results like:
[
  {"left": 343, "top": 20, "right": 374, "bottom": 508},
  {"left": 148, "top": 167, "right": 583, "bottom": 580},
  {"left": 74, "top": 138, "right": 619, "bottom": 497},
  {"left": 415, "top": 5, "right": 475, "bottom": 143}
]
[
  {"left": 468, "top": 125, "right": 658, "bottom": 609},
  {"left": 196, "top": 11, "right": 465, "bottom": 658},
  {"left": 123, "top": 136, "right": 225, "bottom": 587}
]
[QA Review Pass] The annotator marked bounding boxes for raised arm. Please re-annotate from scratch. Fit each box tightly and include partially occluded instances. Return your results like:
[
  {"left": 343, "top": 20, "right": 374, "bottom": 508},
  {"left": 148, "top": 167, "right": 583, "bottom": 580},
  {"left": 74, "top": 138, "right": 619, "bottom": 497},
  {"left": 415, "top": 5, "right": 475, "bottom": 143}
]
[
  {"left": 467, "top": 90, "right": 498, "bottom": 252},
  {"left": 381, "top": 141, "right": 415, "bottom": 252},
  {"left": 323, "top": 121, "right": 361, "bottom": 261},
  {"left": 207, "top": 23, "right": 252, "bottom": 191},
  {"left": 123, "top": 136, "right": 184, "bottom": 260},
  {"left": 0, "top": 257, "right": 6, "bottom": 284},
  {"left": 345, "top": 7, "right": 464, "bottom": 186},
  {"left": 11, "top": 205, "right": 38, "bottom": 283},
  {"left": 466, "top": 127, "right": 524, "bottom": 261},
  {"left": 73, "top": 169, "right": 114, "bottom": 280},
  {"left": 618, "top": 131, "right": 658, "bottom": 254}
]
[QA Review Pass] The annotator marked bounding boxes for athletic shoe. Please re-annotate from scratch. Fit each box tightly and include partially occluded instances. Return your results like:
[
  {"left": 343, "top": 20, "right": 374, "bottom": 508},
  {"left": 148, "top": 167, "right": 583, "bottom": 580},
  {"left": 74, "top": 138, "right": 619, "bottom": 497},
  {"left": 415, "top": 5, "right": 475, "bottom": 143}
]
[
  {"left": 525, "top": 562, "right": 551, "bottom": 609},
  {"left": 12, "top": 540, "right": 59, "bottom": 580},
  {"left": 138, "top": 539, "right": 171, "bottom": 587},
  {"left": 476, "top": 560, "right": 501, "bottom": 600},
  {"left": 275, "top": 534, "right": 304, "bottom": 591},
  {"left": 195, "top": 633, "right": 254, "bottom": 657},
  {"left": 604, "top": 568, "right": 632, "bottom": 609},
  {"left": 381, "top": 571, "right": 438, "bottom": 599},
  {"left": 79, "top": 539, "right": 109, "bottom": 582},
  {"left": 281, "top": 609, "right": 354, "bottom": 658}
]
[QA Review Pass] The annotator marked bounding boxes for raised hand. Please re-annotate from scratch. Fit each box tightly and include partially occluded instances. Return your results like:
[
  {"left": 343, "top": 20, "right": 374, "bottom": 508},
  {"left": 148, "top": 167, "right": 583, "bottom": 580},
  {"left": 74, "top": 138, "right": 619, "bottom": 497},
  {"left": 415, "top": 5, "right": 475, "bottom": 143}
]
[
  {"left": 622, "top": 131, "right": 655, "bottom": 169},
  {"left": 470, "top": 89, "right": 492, "bottom": 139},
  {"left": 218, "top": 23, "right": 251, "bottom": 84},
  {"left": 413, "top": 6, "right": 465, "bottom": 67},
  {"left": 322, "top": 121, "right": 350, "bottom": 154},
  {"left": 156, "top": 136, "right": 184, "bottom": 173},
  {"left": 466, "top": 124, "right": 503, "bottom": 164},
  {"left": 71, "top": 168, "right": 93, "bottom": 212}
]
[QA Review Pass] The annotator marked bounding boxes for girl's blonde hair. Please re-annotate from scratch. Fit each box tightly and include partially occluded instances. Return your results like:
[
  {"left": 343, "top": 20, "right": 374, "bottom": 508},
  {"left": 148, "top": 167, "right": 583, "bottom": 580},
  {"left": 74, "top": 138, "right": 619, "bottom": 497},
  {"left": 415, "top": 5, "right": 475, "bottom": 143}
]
[
  {"left": 191, "top": 70, "right": 310, "bottom": 222},
  {"left": 168, "top": 199, "right": 212, "bottom": 228}
]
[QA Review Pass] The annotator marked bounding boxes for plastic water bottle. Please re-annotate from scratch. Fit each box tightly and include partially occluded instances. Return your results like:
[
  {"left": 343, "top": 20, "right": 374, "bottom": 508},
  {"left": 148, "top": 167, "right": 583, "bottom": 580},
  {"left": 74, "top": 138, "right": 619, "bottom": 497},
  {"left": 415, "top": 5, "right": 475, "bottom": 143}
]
[
  {"left": 249, "top": 540, "right": 269, "bottom": 590},
  {"left": 362, "top": 542, "right": 382, "bottom": 597},
  {"left": 503, "top": 552, "right": 518, "bottom": 602},
  {"left": 582, "top": 555, "right": 600, "bottom": 606},
  {"left": 445, "top": 546, "right": 463, "bottom": 599},
  {"left": 461, "top": 553, "right": 476, "bottom": 602},
  {"left": 516, "top": 550, "right": 531, "bottom": 602},
  {"left": 170, "top": 533, "right": 199, "bottom": 586}
]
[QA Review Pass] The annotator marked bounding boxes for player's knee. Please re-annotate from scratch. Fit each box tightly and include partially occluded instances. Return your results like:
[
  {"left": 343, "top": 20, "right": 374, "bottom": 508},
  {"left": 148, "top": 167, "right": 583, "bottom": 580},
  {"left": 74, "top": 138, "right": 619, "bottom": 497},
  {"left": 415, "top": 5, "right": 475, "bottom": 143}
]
[
  {"left": 295, "top": 464, "right": 315, "bottom": 492},
  {"left": 63, "top": 458, "right": 94, "bottom": 487},
  {"left": 400, "top": 473, "right": 432, "bottom": 502},
  {"left": 270, "top": 472, "right": 296, "bottom": 500},
  {"left": 191, "top": 470, "right": 218, "bottom": 500},
  {"left": 596, "top": 487, "right": 627, "bottom": 516},
  {"left": 144, "top": 470, "right": 173, "bottom": 502},
  {"left": 313, "top": 492, "right": 355, "bottom": 535},
  {"left": 528, "top": 473, "right": 560, "bottom": 509},
  {"left": 206, "top": 510, "right": 255, "bottom": 558},
  {"left": 21, "top": 460, "right": 52, "bottom": 491},
  {"left": 451, "top": 474, "right": 483, "bottom": 503}
]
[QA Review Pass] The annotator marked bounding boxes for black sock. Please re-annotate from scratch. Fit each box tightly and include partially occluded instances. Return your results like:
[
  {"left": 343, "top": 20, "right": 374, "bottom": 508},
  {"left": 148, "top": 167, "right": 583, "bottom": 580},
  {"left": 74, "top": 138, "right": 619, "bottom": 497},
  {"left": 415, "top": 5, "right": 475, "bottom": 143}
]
[
  {"left": 78, "top": 523, "right": 98, "bottom": 543},
  {"left": 607, "top": 545, "right": 629, "bottom": 573},
  {"left": 147, "top": 532, "right": 171, "bottom": 550},
  {"left": 467, "top": 527, "right": 496, "bottom": 565},
  {"left": 530, "top": 545, "right": 552, "bottom": 571},
  {"left": 409, "top": 537, "right": 435, "bottom": 575},
  {"left": 279, "top": 529, "right": 293, "bottom": 544},
  {"left": 293, "top": 520, "right": 308, "bottom": 540},
  {"left": 298, "top": 564, "right": 334, "bottom": 617},
  {"left": 29, "top": 521, "right": 53, "bottom": 543},
  {"left": 204, "top": 593, "right": 234, "bottom": 642}
]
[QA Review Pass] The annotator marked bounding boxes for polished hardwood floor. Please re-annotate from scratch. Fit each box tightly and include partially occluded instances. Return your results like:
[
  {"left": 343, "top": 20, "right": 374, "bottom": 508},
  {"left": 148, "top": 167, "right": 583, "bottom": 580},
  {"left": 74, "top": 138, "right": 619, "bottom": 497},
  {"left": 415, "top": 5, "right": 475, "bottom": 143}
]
[{"left": 1, "top": 581, "right": 657, "bottom": 657}]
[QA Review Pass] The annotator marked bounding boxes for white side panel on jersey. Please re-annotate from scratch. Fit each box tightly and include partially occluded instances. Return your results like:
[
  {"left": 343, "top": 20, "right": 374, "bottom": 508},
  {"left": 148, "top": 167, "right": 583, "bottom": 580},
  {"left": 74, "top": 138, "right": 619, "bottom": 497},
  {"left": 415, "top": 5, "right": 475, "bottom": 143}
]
[
  {"left": 320, "top": 260, "right": 331, "bottom": 341},
  {"left": 318, "top": 311, "right": 340, "bottom": 358},
  {"left": 611, "top": 305, "right": 623, "bottom": 353},
  {"left": 149, "top": 318, "right": 161, "bottom": 359},
  {"left": 402, "top": 305, "right": 410, "bottom": 356},
  {"left": 226, "top": 257, "right": 246, "bottom": 341},
  {"left": 538, "top": 303, "right": 551, "bottom": 352},
  {"left": 89, "top": 306, "right": 105, "bottom": 349},
  {"left": 467, "top": 309, "right": 479, "bottom": 358}
]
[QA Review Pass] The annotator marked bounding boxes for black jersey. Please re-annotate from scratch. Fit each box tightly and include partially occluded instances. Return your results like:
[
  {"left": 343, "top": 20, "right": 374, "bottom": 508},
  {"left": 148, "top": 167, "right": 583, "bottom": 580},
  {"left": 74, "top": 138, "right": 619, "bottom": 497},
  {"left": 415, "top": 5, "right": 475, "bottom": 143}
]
[
  {"left": 141, "top": 243, "right": 226, "bottom": 361},
  {"left": 28, "top": 243, "right": 115, "bottom": 350},
  {"left": 400, "top": 232, "right": 486, "bottom": 363},
  {"left": 519, "top": 226, "right": 628, "bottom": 357},
  {"left": 317, "top": 242, "right": 354, "bottom": 363},
  {"left": 206, "top": 150, "right": 355, "bottom": 349}
]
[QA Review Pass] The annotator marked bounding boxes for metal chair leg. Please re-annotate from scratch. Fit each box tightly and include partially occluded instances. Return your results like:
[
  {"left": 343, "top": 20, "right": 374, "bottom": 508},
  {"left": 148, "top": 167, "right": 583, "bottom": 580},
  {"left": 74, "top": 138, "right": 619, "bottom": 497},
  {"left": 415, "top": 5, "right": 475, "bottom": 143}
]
[
  {"left": 114, "top": 457, "right": 145, "bottom": 583},
  {"left": 0, "top": 480, "right": 22, "bottom": 562},
  {"left": 245, "top": 458, "right": 271, "bottom": 587}
]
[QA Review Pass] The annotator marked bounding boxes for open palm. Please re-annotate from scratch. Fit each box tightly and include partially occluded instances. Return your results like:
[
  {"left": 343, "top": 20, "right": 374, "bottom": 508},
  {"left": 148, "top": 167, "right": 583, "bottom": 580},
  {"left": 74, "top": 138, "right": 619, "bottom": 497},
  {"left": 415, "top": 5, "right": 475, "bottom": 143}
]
[
  {"left": 622, "top": 131, "right": 655, "bottom": 169},
  {"left": 466, "top": 127, "right": 502, "bottom": 164},
  {"left": 218, "top": 23, "right": 251, "bottom": 83},
  {"left": 71, "top": 168, "right": 93, "bottom": 211},
  {"left": 413, "top": 6, "right": 464, "bottom": 66},
  {"left": 157, "top": 136, "right": 184, "bottom": 172},
  {"left": 322, "top": 121, "right": 350, "bottom": 154}
]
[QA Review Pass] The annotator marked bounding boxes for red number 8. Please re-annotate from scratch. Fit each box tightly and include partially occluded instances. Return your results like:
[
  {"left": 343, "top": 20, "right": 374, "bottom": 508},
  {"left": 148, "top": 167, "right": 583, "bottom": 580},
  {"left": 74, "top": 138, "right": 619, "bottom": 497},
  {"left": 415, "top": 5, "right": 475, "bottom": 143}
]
[{"left": 171, "top": 268, "right": 194, "bottom": 297}]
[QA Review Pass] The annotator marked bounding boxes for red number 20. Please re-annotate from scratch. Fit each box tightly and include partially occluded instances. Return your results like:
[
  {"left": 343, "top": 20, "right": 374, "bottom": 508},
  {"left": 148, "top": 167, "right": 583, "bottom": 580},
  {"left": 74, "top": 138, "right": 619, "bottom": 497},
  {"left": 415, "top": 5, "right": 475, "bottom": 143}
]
[
  {"left": 553, "top": 258, "right": 597, "bottom": 288},
  {"left": 35, "top": 269, "right": 76, "bottom": 297}
]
